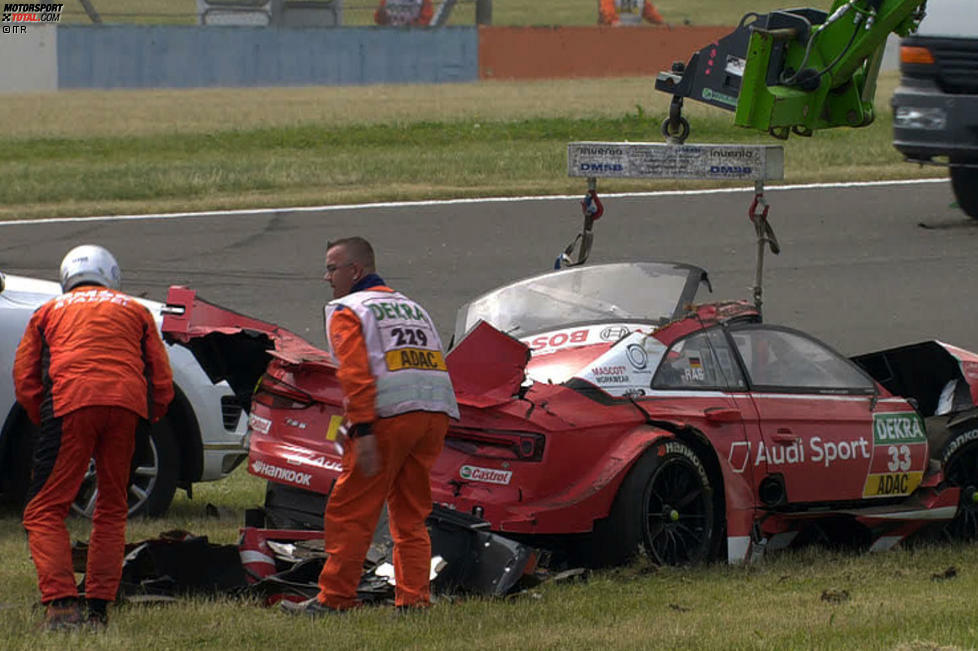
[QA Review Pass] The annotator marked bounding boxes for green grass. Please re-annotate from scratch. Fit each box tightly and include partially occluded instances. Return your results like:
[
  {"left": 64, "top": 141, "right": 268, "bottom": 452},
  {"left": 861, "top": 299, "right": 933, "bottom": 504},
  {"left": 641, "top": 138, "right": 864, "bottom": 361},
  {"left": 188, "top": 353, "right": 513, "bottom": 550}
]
[
  {"left": 0, "top": 73, "right": 943, "bottom": 221},
  {"left": 3, "top": 467, "right": 978, "bottom": 648}
]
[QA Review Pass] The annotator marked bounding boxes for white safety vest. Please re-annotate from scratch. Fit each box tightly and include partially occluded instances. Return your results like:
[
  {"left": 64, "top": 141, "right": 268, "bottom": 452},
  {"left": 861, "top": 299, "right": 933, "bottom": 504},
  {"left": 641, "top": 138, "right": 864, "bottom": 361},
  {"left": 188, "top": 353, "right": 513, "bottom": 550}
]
[{"left": 325, "top": 289, "right": 459, "bottom": 420}]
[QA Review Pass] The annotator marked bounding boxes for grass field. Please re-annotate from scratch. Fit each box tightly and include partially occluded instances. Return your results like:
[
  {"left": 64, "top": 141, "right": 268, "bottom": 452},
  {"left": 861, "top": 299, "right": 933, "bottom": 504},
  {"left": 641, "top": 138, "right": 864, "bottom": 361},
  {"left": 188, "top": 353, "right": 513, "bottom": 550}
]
[
  {"left": 0, "top": 72, "right": 943, "bottom": 221},
  {"left": 3, "top": 466, "right": 978, "bottom": 649},
  {"left": 2, "top": 1, "right": 941, "bottom": 221},
  {"left": 1, "top": 2, "right": 963, "bottom": 645}
]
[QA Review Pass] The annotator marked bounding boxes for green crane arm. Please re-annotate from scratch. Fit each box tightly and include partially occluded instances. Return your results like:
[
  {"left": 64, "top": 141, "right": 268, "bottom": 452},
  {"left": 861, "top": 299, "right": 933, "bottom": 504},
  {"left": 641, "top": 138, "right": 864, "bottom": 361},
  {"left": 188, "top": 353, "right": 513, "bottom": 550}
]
[{"left": 655, "top": 0, "right": 928, "bottom": 139}]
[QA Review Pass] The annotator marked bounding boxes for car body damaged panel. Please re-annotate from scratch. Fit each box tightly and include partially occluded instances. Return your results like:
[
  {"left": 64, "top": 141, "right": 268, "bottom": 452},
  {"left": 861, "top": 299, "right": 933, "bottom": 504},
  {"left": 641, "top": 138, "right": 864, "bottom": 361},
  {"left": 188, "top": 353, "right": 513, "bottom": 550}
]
[{"left": 162, "top": 261, "right": 978, "bottom": 566}]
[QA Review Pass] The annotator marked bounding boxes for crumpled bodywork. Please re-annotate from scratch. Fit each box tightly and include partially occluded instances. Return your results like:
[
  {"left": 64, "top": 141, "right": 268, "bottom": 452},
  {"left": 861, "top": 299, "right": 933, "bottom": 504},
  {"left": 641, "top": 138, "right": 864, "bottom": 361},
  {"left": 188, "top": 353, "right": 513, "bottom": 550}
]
[{"left": 162, "top": 263, "right": 978, "bottom": 568}]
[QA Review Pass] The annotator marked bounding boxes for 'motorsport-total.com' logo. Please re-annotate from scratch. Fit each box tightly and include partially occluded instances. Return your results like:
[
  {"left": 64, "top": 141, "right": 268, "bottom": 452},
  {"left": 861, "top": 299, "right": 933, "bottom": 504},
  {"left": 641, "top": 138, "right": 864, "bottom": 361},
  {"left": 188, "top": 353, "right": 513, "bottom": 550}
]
[{"left": 2, "top": 3, "right": 63, "bottom": 24}]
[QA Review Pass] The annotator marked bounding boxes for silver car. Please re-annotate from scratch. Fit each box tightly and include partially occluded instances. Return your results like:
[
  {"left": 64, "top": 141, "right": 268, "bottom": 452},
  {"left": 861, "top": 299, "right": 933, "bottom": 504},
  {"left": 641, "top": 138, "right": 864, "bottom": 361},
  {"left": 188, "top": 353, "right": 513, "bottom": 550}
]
[{"left": 0, "top": 271, "right": 249, "bottom": 517}]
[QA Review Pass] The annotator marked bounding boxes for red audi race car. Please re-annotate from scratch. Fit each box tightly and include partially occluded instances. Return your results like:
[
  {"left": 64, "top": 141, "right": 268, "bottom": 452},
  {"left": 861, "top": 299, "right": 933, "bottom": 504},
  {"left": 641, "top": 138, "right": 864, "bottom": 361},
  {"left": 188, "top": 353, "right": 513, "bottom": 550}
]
[{"left": 161, "top": 260, "right": 978, "bottom": 567}]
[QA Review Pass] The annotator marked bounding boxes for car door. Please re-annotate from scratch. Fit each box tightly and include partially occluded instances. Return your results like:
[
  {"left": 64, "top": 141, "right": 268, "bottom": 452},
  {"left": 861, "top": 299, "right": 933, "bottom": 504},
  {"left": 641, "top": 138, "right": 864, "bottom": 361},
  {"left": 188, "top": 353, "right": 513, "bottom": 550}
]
[
  {"left": 651, "top": 326, "right": 756, "bottom": 481},
  {"left": 728, "top": 325, "right": 883, "bottom": 504}
]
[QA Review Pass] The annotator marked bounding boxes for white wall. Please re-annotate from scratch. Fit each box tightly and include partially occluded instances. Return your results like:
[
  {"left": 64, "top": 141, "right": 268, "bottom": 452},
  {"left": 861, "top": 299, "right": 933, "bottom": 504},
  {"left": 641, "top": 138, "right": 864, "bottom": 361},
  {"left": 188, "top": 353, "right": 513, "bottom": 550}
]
[{"left": 0, "top": 25, "right": 57, "bottom": 93}]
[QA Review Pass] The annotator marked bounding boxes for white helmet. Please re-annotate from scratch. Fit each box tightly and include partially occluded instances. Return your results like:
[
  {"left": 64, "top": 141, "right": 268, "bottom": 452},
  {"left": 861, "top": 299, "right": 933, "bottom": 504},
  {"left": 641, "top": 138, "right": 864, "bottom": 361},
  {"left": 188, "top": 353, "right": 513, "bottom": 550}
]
[{"left": 59, "top": 244, "right": 121, "bottom": 292}]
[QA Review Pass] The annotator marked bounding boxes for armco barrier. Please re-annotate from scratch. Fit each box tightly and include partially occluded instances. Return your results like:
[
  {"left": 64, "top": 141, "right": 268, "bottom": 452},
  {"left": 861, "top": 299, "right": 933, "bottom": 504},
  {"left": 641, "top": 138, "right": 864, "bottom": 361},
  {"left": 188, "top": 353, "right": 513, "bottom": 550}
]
[
  {"left": 478, "top": 26, "right": 735, "bottom": 80},
  {"left": 56, "top": 25, "right": 479, "bottom": 89}
]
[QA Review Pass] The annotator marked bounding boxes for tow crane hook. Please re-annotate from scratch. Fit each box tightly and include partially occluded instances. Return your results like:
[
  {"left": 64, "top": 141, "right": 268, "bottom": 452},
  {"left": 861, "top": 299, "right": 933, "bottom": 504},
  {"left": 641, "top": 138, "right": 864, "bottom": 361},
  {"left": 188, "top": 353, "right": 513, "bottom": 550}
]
[
  {"left": 661, "top": 92, "right": 691, "bottom": 145},
  {"left": 748, "top": 184, "right": 780, "bottom": 316},
  {"left": 555, "top": 179, "right": 603, "bottom": 269}
]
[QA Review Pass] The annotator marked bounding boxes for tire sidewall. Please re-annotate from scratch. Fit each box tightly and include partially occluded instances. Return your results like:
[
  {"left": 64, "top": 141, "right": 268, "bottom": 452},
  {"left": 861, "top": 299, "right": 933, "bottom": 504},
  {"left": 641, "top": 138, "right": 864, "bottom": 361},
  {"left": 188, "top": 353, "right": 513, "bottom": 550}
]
[
  {"left": 587, "top": 437, "right": 715, "bottom": 567},
  {"left": 639, "top": 440, "right": 715, "bottom": 565},
  {"left": 69, "top": 417, "right": 179, "bottom": 518},
  {"left": 133, "top": 418, "right": 179, "bottom": 517},
  {"left": 950, "top": 166, "right": 978, "bottom": 219}
]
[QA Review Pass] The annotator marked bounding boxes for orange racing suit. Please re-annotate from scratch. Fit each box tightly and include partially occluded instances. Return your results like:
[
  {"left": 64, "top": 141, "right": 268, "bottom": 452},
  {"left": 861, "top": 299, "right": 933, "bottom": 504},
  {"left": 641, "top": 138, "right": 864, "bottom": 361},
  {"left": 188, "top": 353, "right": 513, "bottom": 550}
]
[
  {"left": 598, "top": 0, "right": 664, "bottom": 25},
  {"left": 13, "top": 285, "right": 173, "bottom": 604},
  {"left": 317, "top": 274, "right": 458, "bottom": 609}
]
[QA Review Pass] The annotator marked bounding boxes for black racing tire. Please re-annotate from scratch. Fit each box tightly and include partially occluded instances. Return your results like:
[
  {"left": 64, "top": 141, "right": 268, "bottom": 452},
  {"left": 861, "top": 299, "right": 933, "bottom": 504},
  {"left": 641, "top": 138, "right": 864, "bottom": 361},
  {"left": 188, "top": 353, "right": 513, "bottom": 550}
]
[
  {"left": 585, "top": 439, "right": 717, "bottom": 568},
  {"left": 950, "top": 164, "right": 978, "bottom": 220},
  {"left": 1, "top": 415, "right": 37, "bottom": 511},
  {"left": 941, "top": 428, "right": 978, "bottom": 540},
  {"left": 71, "top": 418, "right": 179, "bottom": 519}
]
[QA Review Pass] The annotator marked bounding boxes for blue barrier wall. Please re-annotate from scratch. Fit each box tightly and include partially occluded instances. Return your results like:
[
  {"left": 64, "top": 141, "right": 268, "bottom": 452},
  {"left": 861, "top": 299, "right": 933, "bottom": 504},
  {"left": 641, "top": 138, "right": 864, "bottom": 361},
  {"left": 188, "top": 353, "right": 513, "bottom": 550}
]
[{"left": 57, "top": 25, "right": 479, "bottom": 89}]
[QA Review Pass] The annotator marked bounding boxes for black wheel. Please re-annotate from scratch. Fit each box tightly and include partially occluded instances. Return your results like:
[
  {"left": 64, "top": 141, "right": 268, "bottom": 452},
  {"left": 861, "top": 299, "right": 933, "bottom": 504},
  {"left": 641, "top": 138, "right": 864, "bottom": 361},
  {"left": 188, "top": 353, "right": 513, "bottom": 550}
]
[
  {"left": 0, "top": 415, "right": 37, "bottom": 511},
  {"left": 950, "top": 164, "right": 978, "bottom": 220},
  {"left": 585, "top": 439, "right": 717, "bottom": 567},
  {"left": 942, "top": 431, "right": 978, "bottom": 539},
  {"left": 72, "top": 418, "right": 179, "bottom": 519}
]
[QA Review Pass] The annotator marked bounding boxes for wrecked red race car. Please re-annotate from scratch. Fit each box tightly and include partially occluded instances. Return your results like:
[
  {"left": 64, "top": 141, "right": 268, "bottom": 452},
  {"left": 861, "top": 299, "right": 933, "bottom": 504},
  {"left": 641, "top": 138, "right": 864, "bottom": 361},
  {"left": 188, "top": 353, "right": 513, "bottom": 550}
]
[{"left": 161, "top": 260, "right": 978, "bottom": 568}]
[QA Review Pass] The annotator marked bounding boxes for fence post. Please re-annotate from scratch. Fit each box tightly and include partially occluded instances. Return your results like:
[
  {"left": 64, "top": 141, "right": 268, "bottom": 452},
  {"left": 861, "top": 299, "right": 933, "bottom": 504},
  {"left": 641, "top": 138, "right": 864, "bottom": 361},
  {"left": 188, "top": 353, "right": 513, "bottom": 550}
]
[
  {"left": 77, "top": 0, "right": 102, "bottom": 23},
  {"left": 475, "top": 0, "right": 491, "bottom": 25}
]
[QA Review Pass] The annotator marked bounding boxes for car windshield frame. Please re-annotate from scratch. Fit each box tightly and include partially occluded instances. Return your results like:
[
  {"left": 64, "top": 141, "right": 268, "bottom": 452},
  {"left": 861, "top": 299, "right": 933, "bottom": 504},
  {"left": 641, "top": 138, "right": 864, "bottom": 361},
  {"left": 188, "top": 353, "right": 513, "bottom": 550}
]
[{"left": 453, "top": 262, "right": 709, "bottom": 343}]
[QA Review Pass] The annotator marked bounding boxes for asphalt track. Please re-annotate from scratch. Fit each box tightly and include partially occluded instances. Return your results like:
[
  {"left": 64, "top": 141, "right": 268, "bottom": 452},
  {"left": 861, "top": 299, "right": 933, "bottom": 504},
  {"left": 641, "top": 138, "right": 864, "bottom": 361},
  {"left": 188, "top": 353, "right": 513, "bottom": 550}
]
[{"left": 2, "top": 179, "right": 977, "bottom": 357}]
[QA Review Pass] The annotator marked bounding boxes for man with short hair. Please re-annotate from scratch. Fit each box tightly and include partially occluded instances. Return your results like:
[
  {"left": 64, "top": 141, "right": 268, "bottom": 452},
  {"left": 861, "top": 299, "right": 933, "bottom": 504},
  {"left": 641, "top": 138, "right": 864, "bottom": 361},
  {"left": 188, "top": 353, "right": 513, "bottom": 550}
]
[
  {"left": 302, "top": 236, "right": 457, "bottom": 613},
  {"left": 14, "top": 244, "right": 174, "bottom": 631}
]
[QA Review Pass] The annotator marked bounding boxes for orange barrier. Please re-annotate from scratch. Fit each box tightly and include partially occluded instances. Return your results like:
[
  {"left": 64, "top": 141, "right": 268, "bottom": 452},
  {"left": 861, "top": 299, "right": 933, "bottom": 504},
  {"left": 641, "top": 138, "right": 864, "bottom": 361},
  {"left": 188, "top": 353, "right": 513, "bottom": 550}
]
[{"left": 478, "top": 25, "right": 734, "bottom": 80}]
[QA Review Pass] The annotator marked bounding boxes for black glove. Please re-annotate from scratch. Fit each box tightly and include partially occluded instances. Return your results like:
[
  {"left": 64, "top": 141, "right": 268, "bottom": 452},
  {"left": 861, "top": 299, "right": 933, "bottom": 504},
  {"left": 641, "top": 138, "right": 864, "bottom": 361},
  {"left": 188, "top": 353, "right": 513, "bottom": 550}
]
[{"left": 349, "top": 422, "right": 374, "bottom": 439}]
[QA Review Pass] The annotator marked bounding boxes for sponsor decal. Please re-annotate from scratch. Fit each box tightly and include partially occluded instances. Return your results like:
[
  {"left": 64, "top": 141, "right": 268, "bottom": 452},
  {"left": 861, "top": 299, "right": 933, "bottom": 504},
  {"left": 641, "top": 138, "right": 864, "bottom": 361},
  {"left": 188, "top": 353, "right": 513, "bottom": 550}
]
[
  {"left": 600, "top": 326, "right": 630, "bottom": 341},
  {"left": 367, "top": 300, "right": 426, "bottom": 322},
  {"left": 528, "top": 328, "right": 589, "bottom": 350},
  {"left": 284, "top": 418, "right": 307, "bottom": 430},
  {"left": 579, "top": 163, "right": 624, "bottom": 173},
  {"left": 594, "top": 374, "right": 629, "bottom": 384},
  {"left": 251, "top": 459, "right": 312, "bottom": 486},
  {"left": 591, "top": 364, "right": 629, "bottom": 385},
  {"left": 709, "top": 165, "right": 753, "bottom": 176},
  {"left": 385, "top": 347, "right": 447, "bottom": 371},
  {"left": 727, "top": 441, "right": 751, "bottom": 473},
  {"left": 53, "top": 289, "right": 129, "bottom": 309},
  {"left": 592, "top": 365, "right": 627, "bottom": 376},
  {"left": 873, "top": 412, "right": 926, "bottom": 444},
  {"left": 660, "top": 441, "right": 710, "bottom": 485},
  {"left": 577, "top": 146, "right": 624, "bottom": 156},
  {"left": 626, "top": 343, "right": 648, "bottom": 370},
  {"left": 459, "top": 464, "right": 512, "bottom": 485},
  {"left": 701, "top": 88, "right": 738, "bottom": 107},
  {"left": 248, "top": 413, "right": 271, "bottom": 434},
  {"left": 1, "top": 3, "right": 62, "bottom": 24},
  {"left": 943, "top": 428, "right": 978, "bottom": 464},
  {"left": 325, "top": 414, "right": 344, "bottom": 442},
  {"left": 527, "top": 325, "right": 653, "bottom": 352},
  {"left": 318, "top": 458, "right": 343, "bottom": 473},
  {"left": 708, "top": 149, "right": 755, "bottom": 160},
  {"left": 863, "top": 471, "right": 923, "bottom": 497},
  {"left": 753, "top": 436, "right": 871, "bottom": 467}
]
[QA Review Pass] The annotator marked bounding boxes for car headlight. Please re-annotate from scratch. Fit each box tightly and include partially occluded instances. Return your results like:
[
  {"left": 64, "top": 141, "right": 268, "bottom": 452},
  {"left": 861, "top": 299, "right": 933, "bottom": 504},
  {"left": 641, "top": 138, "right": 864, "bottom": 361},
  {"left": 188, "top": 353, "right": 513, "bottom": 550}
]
[{"left": 894, "top": 106, "right": 947, "bottom": 130}]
